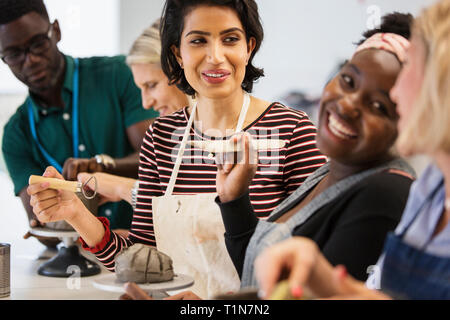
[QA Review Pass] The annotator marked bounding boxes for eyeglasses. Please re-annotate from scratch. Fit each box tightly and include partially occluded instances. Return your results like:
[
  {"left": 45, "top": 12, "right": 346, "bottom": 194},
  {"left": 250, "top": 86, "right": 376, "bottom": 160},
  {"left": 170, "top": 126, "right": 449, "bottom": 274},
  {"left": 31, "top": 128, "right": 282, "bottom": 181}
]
[{"left": 0, "top": 24, "right": 53, "bottom": 66}]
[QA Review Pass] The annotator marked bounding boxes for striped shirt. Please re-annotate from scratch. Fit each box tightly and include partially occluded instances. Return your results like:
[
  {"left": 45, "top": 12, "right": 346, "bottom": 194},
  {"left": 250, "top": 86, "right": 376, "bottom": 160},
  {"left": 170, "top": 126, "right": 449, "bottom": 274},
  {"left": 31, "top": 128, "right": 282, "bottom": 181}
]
[{"left": 81, "top": 102, "right": 327, "bottom": 270}]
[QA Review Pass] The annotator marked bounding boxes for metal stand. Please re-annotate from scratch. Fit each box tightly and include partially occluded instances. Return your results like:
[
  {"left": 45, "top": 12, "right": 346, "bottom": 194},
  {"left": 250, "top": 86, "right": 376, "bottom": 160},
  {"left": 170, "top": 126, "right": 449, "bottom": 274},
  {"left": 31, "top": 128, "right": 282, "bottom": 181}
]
[{"left": 29, "top": 228, "right": 101, "bottom": 278}]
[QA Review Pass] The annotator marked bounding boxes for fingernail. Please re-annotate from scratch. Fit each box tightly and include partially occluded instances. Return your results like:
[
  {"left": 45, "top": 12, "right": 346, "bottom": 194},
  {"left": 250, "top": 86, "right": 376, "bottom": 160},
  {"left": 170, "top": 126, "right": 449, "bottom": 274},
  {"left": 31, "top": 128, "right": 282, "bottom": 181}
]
[
  {"left": 41, "top": 182, "right": 49, "bottom": 188},
  {"left": 291, "top": 285, "right": 303, "bottom": 299}
]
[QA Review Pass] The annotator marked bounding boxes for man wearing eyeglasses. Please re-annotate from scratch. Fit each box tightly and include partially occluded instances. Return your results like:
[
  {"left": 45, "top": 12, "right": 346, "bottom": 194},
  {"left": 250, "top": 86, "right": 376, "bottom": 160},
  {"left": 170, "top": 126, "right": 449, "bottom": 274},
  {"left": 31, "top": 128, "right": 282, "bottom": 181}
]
[{"left": 0, "top": 0, "right": 159, "bottom": 247}]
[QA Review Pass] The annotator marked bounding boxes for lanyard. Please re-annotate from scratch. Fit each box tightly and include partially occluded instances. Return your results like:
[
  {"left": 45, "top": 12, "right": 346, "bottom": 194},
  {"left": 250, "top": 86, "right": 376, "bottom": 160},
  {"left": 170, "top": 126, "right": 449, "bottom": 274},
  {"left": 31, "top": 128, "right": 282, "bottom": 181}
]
[{"left": 27, "top": 58, "right": 80, "bottom": 173}]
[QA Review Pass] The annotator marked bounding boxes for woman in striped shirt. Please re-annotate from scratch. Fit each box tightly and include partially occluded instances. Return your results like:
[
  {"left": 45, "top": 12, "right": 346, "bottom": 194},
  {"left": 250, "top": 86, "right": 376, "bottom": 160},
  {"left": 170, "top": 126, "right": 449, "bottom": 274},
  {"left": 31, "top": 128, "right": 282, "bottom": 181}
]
[{"left": 27, "top": 0, "right": 325, "bottom": 280}]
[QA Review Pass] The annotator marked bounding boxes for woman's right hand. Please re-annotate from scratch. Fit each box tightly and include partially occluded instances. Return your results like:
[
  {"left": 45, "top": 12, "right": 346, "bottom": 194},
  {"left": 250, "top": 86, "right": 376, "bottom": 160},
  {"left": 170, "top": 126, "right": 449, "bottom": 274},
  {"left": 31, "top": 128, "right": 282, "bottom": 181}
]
[
  {"left": 215, "top": 132, "right": 258, "bottom": 203},
  {"left": 255, "top": 237, "right": 387, "bottom": 300},
  {"left": 77, "top": 172, "right": 136, "bottom": 205},
  {"left": 27, "top": 166, "right": 85, "bottom": 224},
  {"left": 255, "top": 237, "right": 322, "bottom": 299}
]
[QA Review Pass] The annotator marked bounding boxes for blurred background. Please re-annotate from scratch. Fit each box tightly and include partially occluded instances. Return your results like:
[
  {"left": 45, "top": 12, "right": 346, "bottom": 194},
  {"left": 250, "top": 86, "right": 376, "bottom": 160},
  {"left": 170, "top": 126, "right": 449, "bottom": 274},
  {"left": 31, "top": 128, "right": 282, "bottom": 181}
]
[{"left": 0, "top": 0, "right": 434, "bottom": 198}]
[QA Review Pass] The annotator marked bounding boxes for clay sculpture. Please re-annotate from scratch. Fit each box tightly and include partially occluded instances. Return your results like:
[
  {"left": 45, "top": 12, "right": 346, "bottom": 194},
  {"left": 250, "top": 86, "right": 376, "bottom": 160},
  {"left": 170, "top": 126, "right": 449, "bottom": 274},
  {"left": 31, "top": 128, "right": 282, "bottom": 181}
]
[{"left": 115, "top": 244, "right": 174, "bottom": 283}]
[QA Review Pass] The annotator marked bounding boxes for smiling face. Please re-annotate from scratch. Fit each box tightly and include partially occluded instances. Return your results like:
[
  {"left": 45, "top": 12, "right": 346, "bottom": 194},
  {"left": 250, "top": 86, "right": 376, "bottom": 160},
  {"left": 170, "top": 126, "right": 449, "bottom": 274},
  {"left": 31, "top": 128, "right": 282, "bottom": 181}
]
[
  {"left": 172, "top": 5, "right": 255, "bottom": 100},
  {"left": 131, "top": 63, "right": 188, "bottom": 116},
  {"left": 0, "top": 12, "right": 63, "bottom": 93},
  {"left": 317, "top": 49, "right": 402, "bottom": 166}
]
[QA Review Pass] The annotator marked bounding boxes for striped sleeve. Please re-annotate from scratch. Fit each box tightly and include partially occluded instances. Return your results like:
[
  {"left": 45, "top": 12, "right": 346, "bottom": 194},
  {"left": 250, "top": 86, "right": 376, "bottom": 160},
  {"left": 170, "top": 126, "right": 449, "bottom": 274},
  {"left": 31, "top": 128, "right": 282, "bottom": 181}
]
[
  {"left": 283, "top": 112, "right": 327, "bottom": 194},
  {"left": 129, "top": 123, "right": 164, "bottom": 246}
]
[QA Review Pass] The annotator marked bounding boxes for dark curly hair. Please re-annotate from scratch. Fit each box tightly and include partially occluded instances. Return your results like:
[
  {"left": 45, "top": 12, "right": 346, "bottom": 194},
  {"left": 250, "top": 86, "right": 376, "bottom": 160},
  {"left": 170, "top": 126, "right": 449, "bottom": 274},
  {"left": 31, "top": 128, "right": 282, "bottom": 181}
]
[
  {"left": 0, "top": 0, "right": 49, "bottom": 25},
  {"left": 160, "top": 0, "right": 264, "bottom": 96},
  {"left": 357, "top": 11, "right": 413, "bottom": 45}
]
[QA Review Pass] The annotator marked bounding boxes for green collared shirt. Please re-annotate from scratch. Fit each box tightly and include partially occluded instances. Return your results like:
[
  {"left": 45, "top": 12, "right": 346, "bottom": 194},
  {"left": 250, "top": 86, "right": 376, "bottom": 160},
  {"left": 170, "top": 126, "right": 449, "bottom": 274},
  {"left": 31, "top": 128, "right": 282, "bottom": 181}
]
[{"left": 2, "top": 54, "right": 158, "bottom": 229}]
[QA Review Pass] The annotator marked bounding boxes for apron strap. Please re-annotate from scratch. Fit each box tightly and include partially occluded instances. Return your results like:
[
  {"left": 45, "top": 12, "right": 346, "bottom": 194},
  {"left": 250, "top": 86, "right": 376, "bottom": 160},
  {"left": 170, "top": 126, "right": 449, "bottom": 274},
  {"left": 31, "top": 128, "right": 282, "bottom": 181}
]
[
  {"left": 165, "top": 102, "right": 198, "bottom": 196},
  {"left": 235, "top": 93, "right": 250, "bottom": 133},
  {"left": 165, "top": 92, "right": 250, "bottom": 196}
]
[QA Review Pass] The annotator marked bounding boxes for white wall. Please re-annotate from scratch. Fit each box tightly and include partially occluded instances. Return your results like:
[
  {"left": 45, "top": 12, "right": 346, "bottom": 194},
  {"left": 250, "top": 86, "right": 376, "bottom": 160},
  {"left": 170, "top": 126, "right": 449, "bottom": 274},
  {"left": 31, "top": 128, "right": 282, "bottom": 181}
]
[
  {"left": 0, "top": 0, "right": 435, "bottom": 174},
  {"left": 117, "top": 0, "right": 435, "bottom": 102},
  {"left": 119, "top": 0, "right": 165, "bottom": 56},
  {"left": 253, "top": 0, "right": 435, "bottom": 101},
  {"left": 1, "top": 0, "right": 435, "bottom": 97}
]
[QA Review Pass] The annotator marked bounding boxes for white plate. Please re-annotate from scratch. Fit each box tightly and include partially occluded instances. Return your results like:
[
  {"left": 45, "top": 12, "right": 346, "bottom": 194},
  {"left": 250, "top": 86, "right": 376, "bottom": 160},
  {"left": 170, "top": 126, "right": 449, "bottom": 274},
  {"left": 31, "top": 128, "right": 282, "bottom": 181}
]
[
  {"left": 92, "top": 273, "right": 194, "bottom": 293},
  {"left": 29, "top": 227, "right": 79, "bottom": 239}
]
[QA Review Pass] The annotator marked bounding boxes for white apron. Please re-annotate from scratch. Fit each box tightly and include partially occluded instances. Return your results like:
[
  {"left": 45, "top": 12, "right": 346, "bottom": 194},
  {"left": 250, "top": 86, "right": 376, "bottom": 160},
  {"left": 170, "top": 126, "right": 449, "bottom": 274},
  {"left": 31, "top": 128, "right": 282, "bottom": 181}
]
[{"left": 152, "top": 94, "right": 250, "bottom": 299}]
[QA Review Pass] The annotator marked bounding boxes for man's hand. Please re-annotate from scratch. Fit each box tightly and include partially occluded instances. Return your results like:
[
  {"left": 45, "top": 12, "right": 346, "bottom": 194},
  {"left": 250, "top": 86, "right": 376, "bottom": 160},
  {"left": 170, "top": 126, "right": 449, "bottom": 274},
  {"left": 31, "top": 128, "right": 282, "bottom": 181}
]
[{"left": 62, "top": 157, "right": 104, "bottom": 181}]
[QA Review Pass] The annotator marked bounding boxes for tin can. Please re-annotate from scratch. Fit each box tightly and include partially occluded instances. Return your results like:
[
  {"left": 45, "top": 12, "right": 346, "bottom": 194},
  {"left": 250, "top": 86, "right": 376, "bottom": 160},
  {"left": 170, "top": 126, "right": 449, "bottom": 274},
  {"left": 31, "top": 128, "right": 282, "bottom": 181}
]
[{"left": 0, "top": 243, "right": 10, "bottom": 298}]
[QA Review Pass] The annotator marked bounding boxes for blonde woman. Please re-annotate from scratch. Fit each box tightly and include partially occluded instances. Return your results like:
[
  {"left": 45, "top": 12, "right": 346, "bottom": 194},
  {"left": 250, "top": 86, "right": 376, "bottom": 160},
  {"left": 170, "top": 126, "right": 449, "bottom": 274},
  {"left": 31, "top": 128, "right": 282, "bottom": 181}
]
[{"left": 255, "top": 0, "right": 450, "bottom": 300}]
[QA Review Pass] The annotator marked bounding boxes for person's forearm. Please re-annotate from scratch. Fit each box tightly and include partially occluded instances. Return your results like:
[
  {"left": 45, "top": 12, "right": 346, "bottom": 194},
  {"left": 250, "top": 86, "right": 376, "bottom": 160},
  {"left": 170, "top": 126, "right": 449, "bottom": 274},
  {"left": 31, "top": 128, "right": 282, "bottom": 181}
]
[
  {"left": 216, "top": 192, "right": 258, "bottom": 277},
  {"left": 105, "top": 152, "right": 141, "bottom": 179},
  {"left": 66, "top": 207, "right": 106, "bottom": 248}
]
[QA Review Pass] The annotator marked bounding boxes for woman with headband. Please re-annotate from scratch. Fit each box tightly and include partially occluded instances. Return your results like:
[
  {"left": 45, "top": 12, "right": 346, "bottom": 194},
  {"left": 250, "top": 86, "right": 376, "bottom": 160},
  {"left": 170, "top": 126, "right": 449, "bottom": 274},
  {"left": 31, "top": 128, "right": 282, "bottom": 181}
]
[
  {"left": 118, "top": 12, "right": 417, "bottom": 301},
  {"left": 213, "top": 12, "right": 415, "bottom": 289},
  {"left": 255, "top": 0, "right": 450, "bottom": 300}
]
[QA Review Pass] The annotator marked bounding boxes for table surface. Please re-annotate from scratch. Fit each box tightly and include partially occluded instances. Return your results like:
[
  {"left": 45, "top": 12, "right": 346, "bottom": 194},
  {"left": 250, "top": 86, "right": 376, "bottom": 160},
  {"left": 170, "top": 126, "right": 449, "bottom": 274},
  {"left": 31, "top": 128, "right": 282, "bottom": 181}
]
[{"left": 1, "top": 239, "right": 125, "bottom": 300}]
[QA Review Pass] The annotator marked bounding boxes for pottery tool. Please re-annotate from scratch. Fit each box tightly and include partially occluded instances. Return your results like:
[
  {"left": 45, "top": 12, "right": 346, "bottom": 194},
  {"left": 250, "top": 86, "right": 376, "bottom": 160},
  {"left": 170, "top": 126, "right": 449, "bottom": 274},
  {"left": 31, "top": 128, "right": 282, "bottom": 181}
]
[{"left": 29, "top": 175, "right": 97, "bottom": 199}]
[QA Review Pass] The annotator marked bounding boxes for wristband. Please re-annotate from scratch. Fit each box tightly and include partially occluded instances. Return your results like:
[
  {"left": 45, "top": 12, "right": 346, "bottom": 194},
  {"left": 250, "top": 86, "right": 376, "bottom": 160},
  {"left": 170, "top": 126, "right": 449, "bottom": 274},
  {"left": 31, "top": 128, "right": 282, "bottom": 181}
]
[{"left": 95, "top": 154, "right": 116, "bottom": 170}]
